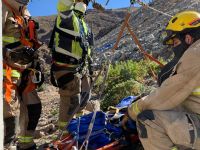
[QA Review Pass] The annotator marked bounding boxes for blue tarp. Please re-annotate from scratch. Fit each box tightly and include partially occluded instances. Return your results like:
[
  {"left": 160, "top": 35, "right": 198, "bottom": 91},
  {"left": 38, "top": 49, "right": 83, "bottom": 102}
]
[
  {"left": 116, "top": 96, "right": 138, "bottom": 108},
  {"left": 67, "top": 96, "right": 138, "bottom": 149},
  {"left": 67, "top": 111, "right": 122, "bottom": 149}
]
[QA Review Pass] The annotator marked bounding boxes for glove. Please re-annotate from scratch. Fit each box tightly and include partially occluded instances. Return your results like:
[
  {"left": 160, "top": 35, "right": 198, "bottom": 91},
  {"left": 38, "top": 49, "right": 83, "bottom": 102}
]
[{"left": 128, "top": 101, "right": 141, "bottom": 121}]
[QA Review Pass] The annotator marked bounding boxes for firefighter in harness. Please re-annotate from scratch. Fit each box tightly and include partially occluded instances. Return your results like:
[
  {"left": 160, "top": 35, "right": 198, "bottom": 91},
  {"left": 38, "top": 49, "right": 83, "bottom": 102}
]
[
  {"left": 3, "top": 0, "right": 44, "bottom": 149},
  {"left": 49, "top": 0, "right": 94, "bottom": 131}
]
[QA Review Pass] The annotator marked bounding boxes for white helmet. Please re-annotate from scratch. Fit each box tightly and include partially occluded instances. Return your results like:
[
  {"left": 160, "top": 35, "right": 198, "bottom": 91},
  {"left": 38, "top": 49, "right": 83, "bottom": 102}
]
[{"left": 74, "top": 2, "right": 87, "bottom": 14}]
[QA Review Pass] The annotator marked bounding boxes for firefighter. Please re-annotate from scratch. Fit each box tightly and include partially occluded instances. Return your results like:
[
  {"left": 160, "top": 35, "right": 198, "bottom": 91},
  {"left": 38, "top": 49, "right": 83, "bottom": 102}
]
[
  {"left": 128, "top": 11, "right": 200, "bottom": 150},
  {"left": 3, "top": 0, "right": 44, "bottom": 149},
  {"left": 49, "top": 0, "right": 94, "bottom": 130}
]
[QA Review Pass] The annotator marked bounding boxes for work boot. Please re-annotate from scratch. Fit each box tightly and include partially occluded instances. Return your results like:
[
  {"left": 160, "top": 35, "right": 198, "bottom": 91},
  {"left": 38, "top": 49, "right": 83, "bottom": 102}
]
[{"left": 17, "top": 144, "right": 37, "bottom": 150}]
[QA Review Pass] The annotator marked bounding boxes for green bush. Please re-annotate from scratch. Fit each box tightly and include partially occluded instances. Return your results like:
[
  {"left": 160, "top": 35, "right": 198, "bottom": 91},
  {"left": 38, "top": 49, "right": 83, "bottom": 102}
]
[
  {"left": 96, "top": 59, "right": 160, "bottom": 110},
  {"left": 101, "top": 80, "right": 144, "bottom": 110}
]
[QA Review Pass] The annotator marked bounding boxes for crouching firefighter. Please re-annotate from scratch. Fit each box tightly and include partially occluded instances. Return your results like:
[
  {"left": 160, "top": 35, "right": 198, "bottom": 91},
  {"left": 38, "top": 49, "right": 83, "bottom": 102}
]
[
  {"left": 2, "top": 0, "right": 44, "bottom": 149},
  {"left": 49, "top": 0, "right": 94, "bottom": 131},
  {"left": 127, "top": 11, "right": 200, "bottom": 150}
]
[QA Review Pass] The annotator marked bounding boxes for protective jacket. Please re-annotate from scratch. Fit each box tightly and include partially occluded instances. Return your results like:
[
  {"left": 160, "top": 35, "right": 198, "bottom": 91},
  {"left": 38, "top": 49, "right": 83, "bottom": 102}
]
[
  {"left": 136, "top": 39, "right": 200, "bottom": 114},
  {"left": 51, "top": 0, "right": 92, "bottom": 71}
]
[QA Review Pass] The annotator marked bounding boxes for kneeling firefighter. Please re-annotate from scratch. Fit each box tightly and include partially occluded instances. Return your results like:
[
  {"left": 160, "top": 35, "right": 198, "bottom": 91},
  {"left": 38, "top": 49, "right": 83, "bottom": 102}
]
[
  {"left": 3, "top": 0, "right": 44, "bottom": 149},
  {"left": 128, "top": 11, "right": 200, "bottom": 150},
  {"left": 49, "top": 0, "right": 94, "bottom": 130}
]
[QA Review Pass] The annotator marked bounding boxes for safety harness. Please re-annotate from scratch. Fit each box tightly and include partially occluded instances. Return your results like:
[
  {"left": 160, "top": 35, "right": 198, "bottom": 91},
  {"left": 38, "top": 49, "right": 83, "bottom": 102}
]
[{"left": 49, "top": 13, "right": 92, "bottom": 88}]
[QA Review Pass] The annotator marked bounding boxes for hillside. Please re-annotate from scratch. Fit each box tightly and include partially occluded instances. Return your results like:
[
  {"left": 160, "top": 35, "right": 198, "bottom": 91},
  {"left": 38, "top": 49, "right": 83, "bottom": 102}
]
[{"left": 94, "top": 0, "right": 200, "bottom": 63}]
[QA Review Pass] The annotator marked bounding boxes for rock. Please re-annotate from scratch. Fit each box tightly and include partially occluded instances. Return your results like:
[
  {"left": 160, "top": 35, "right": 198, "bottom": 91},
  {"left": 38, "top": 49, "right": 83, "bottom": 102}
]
[{"left": 85, "top": 100, "right": 101, "bottom": 112}]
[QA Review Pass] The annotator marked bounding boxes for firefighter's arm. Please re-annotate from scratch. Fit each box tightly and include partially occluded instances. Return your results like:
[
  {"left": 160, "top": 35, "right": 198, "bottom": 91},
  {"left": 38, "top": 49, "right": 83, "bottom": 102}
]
[{"left": 128, "top": 67, "right": 200, "bottom": 120}]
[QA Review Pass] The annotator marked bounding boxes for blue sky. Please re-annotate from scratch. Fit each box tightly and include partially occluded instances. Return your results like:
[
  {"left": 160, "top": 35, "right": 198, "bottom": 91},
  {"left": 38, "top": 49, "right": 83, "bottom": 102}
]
[{"left": 28, "top": 0, "right": 151, "bottom": 16}]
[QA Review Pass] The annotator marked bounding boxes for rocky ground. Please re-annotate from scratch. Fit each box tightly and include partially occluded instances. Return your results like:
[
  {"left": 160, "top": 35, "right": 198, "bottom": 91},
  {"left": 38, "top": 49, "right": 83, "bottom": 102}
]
[
  {"left": 34, "top": 84, "right": 101, "bottom": 147},
  {"left": 35, "top": 85, "right": 59, "bottom": 146}
]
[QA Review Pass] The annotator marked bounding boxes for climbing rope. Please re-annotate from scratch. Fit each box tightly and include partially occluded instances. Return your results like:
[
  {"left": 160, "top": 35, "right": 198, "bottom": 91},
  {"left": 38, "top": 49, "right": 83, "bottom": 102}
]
[{"left": 135, "top": 0, "right": 173, "bottom": 17}]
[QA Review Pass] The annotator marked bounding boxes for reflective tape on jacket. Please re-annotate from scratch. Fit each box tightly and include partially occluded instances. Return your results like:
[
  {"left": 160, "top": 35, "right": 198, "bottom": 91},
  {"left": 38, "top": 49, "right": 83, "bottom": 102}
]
[
  {"left": 55, "top": 47, "right": 81, "bottom": 60},
  {"left": 3, "top": 69, "right": 21, "bottom": 78},
  {"left": 18, "top": 136, "right": 34, "bottom": 143},
  {"left": 130, "top": 101, "right": 141, "bottom": 115},
  {"left": 191, "top": 86, "right": 200, "bottom": 96},
  {"left": 171, "top": 146, "right": 178, "bottom": 150},
  {"left": 55, "top": 61, "right": 79, "bottom": 68},
  {"left": 3, "top": 36, "right": 19, "bottom": 43},
  {"left": 55, "top": 2, "right": 91, "bottom": 63}
]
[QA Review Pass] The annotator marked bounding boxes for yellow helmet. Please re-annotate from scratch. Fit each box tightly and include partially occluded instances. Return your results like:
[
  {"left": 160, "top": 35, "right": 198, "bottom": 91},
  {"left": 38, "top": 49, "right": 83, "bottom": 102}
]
[{"left": 162, "top": 11, "right": 200, "bottom": 45}]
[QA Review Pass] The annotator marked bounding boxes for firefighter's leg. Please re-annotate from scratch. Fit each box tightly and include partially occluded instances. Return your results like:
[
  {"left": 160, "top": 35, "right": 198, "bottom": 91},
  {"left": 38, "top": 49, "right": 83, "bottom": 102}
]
[
  {"left": 79, "top": 75, "right": 91, "bottom": 111},
  {"left": 18, "top": 90, "right": 41, "bottom": 150},
  {"left": 137, "top": 110, "right": 200, "bottom": 150},
  {"left": 58, "top": 75, "right": 81, "bottom": 129},
  {"left": 3, "top": 78, "right": 20, "bottom": 148}
]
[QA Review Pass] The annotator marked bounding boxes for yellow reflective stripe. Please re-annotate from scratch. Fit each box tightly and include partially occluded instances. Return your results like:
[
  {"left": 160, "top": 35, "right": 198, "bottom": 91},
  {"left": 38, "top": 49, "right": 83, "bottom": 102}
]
[
  {"left": 191, "top": 86, "right": 200, "bottom": 96},
  {"left": 18, "top": 136, "right": 33, "bottom": 143},
  {"left": 171, "top": 146, "right": 178, "bottom": 150},
  {"left": 55, "top": 47, "right": 81, "bottom": 60},
  {"left": 57, "top": 26, "right": 80, "bottom": 37},
  {"left": 72, "top": 40, "right": 83, "bottom": 58},
  {"left": 3, "top": 69, "right": 21, "bottom": 78},
  {"left": 55, "top": 61, "right": 78, "bottom": 67},
  {"left": 3, "top": 36, "right": 19, "bottom": 43},
  {"left": 58, "top": 121, "right": 68, "bottom": 128},
  {"left": 130, "top": 101, "right": 141, "bottom": 115}
]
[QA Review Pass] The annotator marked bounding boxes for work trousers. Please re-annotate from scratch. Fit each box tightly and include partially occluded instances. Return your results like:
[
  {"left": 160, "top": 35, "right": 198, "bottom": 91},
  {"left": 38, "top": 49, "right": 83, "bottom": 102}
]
[
  {"left": 4, "top": 74, "right": 41, "bottom": 149},
  {"left": 55, "top": 71, "right": 91, "bottom": 129},
  {"left": 137, "top": 109, "right": 200, "bottom": 150}
]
